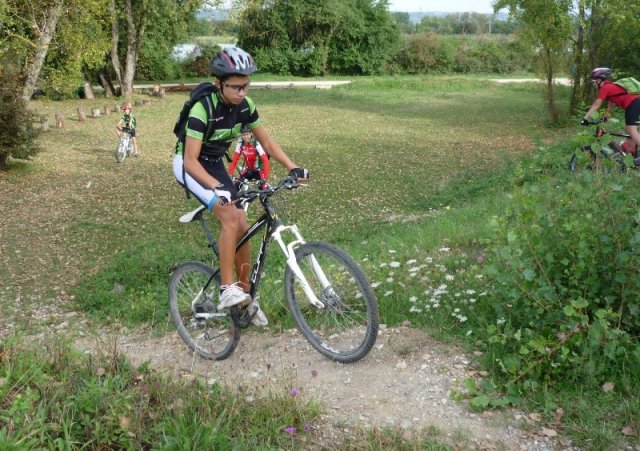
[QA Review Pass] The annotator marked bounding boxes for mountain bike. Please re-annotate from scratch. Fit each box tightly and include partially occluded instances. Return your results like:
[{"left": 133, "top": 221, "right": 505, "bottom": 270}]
[
  {"left": 115, "top": 127, "right": 133, "bottom": 163},
  {"left": 168, "top": 175, "right": 379, "bottom": 363},
  {"left": 569, "top": 122, "right": 639, "bottom": 172}
]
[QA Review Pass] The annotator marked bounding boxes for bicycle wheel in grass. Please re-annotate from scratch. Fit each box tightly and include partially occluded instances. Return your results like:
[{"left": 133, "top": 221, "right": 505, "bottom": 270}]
[
  {"left": 115, "top": 139, "right": 127, "bottom": 163},
  {"left": 168, "top": 261, "right": 239, "bottom": 360},
  {"left": 284, "top": 242, "right": 379, "bottom": 363}
]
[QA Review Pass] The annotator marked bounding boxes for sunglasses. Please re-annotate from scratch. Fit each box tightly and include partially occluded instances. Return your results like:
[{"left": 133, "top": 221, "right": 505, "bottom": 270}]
[{"left": 222, "top": 81, "right": 250, "bottom": 93}]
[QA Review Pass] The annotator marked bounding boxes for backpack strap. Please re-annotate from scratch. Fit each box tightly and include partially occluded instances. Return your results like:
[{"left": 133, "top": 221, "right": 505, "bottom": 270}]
[{"left": 183, "top": 91, "right": 216, "bottom": 200}]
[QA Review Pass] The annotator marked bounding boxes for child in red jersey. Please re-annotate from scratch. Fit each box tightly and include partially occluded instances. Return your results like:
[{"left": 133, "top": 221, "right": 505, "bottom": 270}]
[{"left": 228, "top": 125, "right": 270, "bottom": 189}]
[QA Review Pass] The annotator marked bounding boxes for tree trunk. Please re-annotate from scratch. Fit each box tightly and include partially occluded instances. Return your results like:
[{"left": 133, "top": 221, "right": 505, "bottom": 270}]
[
  {"left": 99, "top": 67, "right": 116, "bottom": 97},
  {"left": 570, "top": 0, "right": 586, "bottom": 114},
  {"left": 21, "top": 0, "right": 65, "bottom": 102},
  {"left": 82, "top": 69, "right": 96, "bottom": 99},
  {"left": 121, "top": 0, "right": 146, "bottom": 100},
  {"left": 110, "top": 0, "right": 123, "bottom": 96},
  {"left": 543, "top": 47, "right": 559, "bottom": 124}
]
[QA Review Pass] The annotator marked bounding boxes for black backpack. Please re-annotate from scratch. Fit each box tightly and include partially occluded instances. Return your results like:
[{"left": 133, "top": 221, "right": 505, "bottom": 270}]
[
  {"left": 173, "top": 82, "right": 218, "bottom": 199},
  {"left": 173, "top": 82, "right": 218, "bottom": 152}
]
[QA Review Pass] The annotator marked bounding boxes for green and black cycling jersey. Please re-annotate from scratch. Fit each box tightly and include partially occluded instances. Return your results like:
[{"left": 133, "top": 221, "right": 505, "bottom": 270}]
[
  {"left": 176, "top": 88, "right": 260, "bottom": 158},
  {"left": 121, "top": 113, "right": 136, "bottom": 130}
]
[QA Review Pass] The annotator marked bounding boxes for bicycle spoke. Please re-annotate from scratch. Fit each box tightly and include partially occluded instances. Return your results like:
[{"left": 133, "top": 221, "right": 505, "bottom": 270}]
[
  {"left": 169, "top": 262, "right": 239, "bottom": 360},
  {"left": 286, "top": 242, "right": 378, "bottom": 363}
]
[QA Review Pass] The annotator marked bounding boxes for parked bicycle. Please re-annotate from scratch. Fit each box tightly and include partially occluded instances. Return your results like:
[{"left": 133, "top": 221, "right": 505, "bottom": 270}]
[
  {"left": 570, "top": 121, "right": 640, "bottom": 172},
  {"left": 115, "top": 126, "right": 133, "bottom": 163},
  {"left": 168, "top": 175, "right": 379, "bottom": 363}
]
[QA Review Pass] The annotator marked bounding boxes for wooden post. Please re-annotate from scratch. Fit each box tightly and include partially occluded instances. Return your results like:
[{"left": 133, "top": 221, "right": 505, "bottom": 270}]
[
  {"left": 55, "top": 113, "right": 64, "bottom": 128},
  {"left": 114, "top": 104, "right": 121, "bottom": 112},
  {"left": 105, "top": 106, "right": 112, "bottom": 115},
  {"left": 41, "top": 116, "right": 49, "bottom": 131},
  {"left": 158, "top": 87, "right": 165, "bottom": 98},
  {"left": 77, "top": 108, "right": 86, "bottom": 122},
  {"left": 91, "top": 107, "right": 101, "bottom": 118}
]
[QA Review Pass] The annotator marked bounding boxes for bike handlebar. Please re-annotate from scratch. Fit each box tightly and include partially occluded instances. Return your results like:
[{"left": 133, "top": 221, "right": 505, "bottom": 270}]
[
  {"left": 235, "top": 175, "right": 301, "bottom": 207},
  {"left": 581, "top": 119, "right": 630, "bottom": 138}
]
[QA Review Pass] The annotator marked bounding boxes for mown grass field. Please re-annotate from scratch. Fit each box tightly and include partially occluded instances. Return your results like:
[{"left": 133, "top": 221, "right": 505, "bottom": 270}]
[
  {"left": 1, "top": 76, "right": 564, "bottom": 320},
  {"left": 4, "top": 76, "right": 638, "bottom": 449}
]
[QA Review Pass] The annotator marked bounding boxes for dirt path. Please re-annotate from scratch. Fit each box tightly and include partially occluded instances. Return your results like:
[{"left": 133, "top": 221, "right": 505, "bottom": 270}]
[{"left": 72, "top": 323, "right": 571, "bottom": 450}]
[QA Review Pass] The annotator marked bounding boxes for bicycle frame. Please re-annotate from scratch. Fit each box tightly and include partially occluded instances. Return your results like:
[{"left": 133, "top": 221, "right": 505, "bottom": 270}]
[{"left": 182, "top": 182, "right": 329, "bottom": 320}]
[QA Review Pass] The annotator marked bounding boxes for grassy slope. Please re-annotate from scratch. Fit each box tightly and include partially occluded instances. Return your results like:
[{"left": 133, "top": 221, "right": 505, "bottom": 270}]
[{"left": 8, "top": 77, "right": 637, "bottom": 448}]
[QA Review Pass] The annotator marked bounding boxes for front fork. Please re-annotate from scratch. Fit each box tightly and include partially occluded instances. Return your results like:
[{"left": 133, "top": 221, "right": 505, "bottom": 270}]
[{"left": 271, "top": 224, "right": 330, "bottom": 309}]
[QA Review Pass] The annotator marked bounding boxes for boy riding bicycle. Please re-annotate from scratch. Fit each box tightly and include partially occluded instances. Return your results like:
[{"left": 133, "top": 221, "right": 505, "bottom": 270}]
[
  {"left": 115, "top": 102, "right": 139, "bottom": 157},
  {"left": 172, "top": 46, "right": 309, "bottom": 327}
]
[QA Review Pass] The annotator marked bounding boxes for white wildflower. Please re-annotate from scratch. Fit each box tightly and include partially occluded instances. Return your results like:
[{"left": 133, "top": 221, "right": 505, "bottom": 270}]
[{"left": 389, "top": 261, "right": 401, "bottom": 268}]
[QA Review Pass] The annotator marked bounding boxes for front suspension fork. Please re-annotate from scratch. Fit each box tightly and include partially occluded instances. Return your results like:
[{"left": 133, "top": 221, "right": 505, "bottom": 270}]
[{"left": 271, "top": 224, "right": 330, "bottom": 309}]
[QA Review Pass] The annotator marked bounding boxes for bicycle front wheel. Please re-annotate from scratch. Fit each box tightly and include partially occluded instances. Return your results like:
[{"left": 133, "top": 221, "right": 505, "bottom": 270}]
[
  {"left": 168, "top": 261, "right": 239, "bottom": 360},
  {"left": 115, "top": 139, "right": 127, "bottom": 163},
  {"left": 284, "top": 242, "right": 379, "bottom": 363}
]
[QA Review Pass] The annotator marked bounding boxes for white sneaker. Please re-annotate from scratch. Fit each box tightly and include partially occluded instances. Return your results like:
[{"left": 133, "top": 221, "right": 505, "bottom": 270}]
[
  {"left": 248, "top": 301, "right": 268, "bottom": 327},
  {"left": 217, "top": 284, "right": 251, "bottom": 310}
]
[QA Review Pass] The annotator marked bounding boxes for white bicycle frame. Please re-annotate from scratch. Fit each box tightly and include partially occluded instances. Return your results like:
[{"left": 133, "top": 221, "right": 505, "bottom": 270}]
[{"left": 271, "top": 223, "right": 334, "bottom": 309}]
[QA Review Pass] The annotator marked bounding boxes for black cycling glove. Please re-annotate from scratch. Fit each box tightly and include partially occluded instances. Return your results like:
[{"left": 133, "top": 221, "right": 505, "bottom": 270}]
[
  {"left": 580, "top": 118, "right": 591, "bottom": 126},
  {"left": 289, "top": 167, "right": 309, "bottom": 180}
]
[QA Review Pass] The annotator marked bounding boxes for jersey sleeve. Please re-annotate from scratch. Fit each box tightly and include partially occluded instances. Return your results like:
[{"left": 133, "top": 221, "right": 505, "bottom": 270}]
[
  {"left": 228, "top": 148, "right": 241, "bottom": 175},
  {"left": 185, "top": 101, "right": 207, "bottom": 141}
]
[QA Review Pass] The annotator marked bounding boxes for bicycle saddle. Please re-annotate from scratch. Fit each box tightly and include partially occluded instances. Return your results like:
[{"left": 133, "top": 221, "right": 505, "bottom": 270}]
[{"left": 179, "top": 205, "right": 206, "bottom": 223}]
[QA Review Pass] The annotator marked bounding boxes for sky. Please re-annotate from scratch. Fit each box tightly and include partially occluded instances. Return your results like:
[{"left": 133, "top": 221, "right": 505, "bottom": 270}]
[{"left": 388, "top": 0, "right": 503, "bottom": 14}]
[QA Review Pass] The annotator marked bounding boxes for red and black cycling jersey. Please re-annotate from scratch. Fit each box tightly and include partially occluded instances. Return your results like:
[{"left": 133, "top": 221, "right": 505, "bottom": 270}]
[
  {"left": 228, "top": 139, "right": 270, "bottom": 181},
  {"left": 598, "top": 80, "right": 639, "bottom": 109},
  {"left": 179, "top": 89, "right": 261, "bottom": 157}
]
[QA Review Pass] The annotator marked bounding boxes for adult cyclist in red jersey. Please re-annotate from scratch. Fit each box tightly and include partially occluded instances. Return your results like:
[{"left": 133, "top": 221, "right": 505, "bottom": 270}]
[
  {"left": 173, "top": 47, "right": 309, "bottom": 327},
  {"left": 583, "top": 67, "right": 640, "bottom": 157},
  {"left": 228, "top": 124, "right": 270, "bottom": 190}
]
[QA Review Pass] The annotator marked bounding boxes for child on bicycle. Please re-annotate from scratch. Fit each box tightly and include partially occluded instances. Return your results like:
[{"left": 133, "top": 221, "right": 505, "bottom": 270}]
[
  {"left": 115, "top": 102, "right": 139, "bottom": 157},
  {"left": 582, "top": 67, "right": 640, "bottom": 157},
  {"left": 228, "top": 124, "right": 271, "bottom": 190},
  {"left": 172, "top": 46, "right": 309, "bottom": 327}
]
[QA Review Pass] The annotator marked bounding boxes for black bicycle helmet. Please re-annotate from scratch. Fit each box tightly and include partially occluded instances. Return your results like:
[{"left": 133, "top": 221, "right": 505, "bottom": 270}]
[
  {"left": 209, "top": 47, "right": 257, "bottom": 78},
  {"left": 590, "top": 67, "right": 612, "bottom": 80},
  {"left": 240, "top": 124, "right": 251, "bottom": 133}
]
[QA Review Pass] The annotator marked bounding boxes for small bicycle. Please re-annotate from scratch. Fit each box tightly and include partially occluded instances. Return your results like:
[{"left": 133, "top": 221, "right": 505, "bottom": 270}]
[
  {"left": 168, "top": 175, "right": 379, "bottom": 363},
  {"left": 569, "top": 122, "right": 639, "bottom": 172},
  {"left": 115, "top": 127, "right": 133, "bottom": 163}
]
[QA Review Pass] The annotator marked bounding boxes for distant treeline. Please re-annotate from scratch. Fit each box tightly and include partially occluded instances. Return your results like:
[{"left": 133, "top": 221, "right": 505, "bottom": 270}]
[{"left": 392, "top": 12, "right": 519, "bottom": 35}]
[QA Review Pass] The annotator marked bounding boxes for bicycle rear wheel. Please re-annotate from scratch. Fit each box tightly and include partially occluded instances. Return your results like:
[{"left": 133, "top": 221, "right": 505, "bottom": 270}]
[
  {"left": 115, "top": 139, "right": 127, "bottom": 163},
  {"left": 284, "top": 242, "right": 379, "bottom": 363},
  {"left": 168, "top": 261, "right": 239, "bottom": 360}
]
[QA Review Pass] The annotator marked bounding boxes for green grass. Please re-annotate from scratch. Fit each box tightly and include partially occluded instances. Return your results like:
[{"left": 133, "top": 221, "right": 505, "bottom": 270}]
[{"left": 2, "top": 75, "right": 637, "bottom": 448}]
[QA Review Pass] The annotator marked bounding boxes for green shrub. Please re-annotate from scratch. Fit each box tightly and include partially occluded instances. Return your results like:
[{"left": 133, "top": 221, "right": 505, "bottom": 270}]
[
  {"left": 0, "top": 73, "right": 42, "bottom": 168},
  {"left": 483, "top": 172, "right": 640, "bottom": 386}
]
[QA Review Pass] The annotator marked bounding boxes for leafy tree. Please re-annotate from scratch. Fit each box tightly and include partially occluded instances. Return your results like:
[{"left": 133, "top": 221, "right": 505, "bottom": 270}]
[
  {"left": 237, "top": 0, "right": 400, "bottom": 76},
  {"left": 391, "top": 11, "right": 414, "bottom": 34},
  {"left": 494, "top": 0, "right": 573, "bottom": 123},
  {"left": 42, "top": 0, "right": 111, "bottom": 99},
  {"left": 1, "top": 0, "right": 66, "bottom": 101},
  {"left": 0, "top": 71, "right": 41, "bottom": 168}
]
